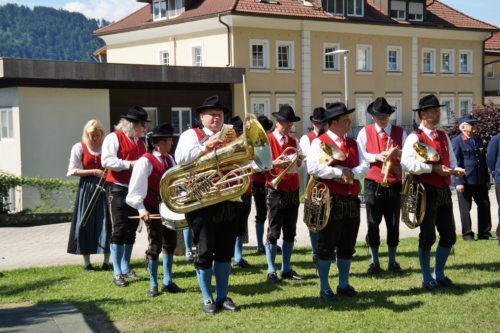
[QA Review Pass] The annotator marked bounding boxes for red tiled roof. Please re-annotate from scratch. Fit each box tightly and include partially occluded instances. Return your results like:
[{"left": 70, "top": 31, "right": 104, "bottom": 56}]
[
  {"left": 95, "top": 0, "right": 497, "bottom": 36},
  {"left": 486, "top": 31, "right": 500, "bottom": 51}
]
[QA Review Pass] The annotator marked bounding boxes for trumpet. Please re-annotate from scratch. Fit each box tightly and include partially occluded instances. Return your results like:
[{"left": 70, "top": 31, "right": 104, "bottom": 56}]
[
  {"left": 379, "top": 146, "right": 400, "bottom": 188},
  {"left": 269, "top": 147, "right": 305, "bottom": 189}
]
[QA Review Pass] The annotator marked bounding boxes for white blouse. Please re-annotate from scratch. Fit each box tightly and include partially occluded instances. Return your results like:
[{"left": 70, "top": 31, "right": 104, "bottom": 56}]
[{"left": 67, "top": 142, "right": 101, "bottom": 177}]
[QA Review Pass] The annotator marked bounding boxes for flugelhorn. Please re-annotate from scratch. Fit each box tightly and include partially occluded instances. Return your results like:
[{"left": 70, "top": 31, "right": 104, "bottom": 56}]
[{"left": 269, "top": 147, "right": 305, "bottom": 189}]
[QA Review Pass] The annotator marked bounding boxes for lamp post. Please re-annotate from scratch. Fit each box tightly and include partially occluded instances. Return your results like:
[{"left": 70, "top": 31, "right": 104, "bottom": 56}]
[{"left": 326, "top": 49, "right": 350, "bottom": 107}]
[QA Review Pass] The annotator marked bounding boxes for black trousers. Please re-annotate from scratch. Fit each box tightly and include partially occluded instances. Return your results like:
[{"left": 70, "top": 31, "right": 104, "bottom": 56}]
[
  {"left": 266, "top": 188, "right": 299, "bottom": 244},
  {"left": 496, "top": 184, "right": 500, "bottom": 240},
  {"left": 106, "top": 183, "right": 139, "bottom": 245},
  {"left": 235, "top": 193, "right": 252, "bottom": 237},
  {"left": 185, "top": 202, "right": 238, "bottom": 269},
  {"left": 252, "top": 181, "right": 267, "bottom": 225},
  {"left": 456, "top": 184, "right": 492, "bottom": 238},
  {"left": 144, "top": 204, "right": 177, "bottom": 260},
  {"left": 419, "top": 185, "right": 456, "bottom": 250},
  {"left": 317, "top": 195, "right": 361, "bottom": 260},
  {"left": 364, "top": 179, "right": 402, "bottom": 248}
]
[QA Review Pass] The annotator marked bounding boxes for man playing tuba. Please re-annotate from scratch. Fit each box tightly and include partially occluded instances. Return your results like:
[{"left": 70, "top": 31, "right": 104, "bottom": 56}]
[{"left": 357, "top": 97, "right": 407, "bottom": 276}]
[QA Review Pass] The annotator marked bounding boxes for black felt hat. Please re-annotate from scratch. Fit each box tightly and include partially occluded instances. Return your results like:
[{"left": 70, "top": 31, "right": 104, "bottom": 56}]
[
  {"left": 367, "top": 97, "right": 396, "bottom": 117},
  {"left": 310, "top": 107, "right": 329, "bottom": 123},
  {"left": 272, "top": 104, "right": 301, "bottom": 122},
  {"left": 257, "top": 115, "right": 274, "bottom": 131},
  {"left": 325, "top": 102, "right": 355, "bottom": 120},
  {"left": 149, "top": 122, "right": 174, "bottom": 138},
  {"left": 229, "top": 115, "right": 244, "bottom": 133},
  {"left": 120, "top": 106, "right": 152, "bottom": 122},
  {"left": 195, "top": 95, "right": 230, "bottom": 114},
  {"left": 413, "top": 94, "right": 445, "bottom": 112}
]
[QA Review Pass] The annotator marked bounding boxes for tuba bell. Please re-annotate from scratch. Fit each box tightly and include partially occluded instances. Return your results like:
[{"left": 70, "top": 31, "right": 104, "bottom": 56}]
[
  {"left": 160, "top": 114, "right": 272, "bottom": 214},
  {"left": 400, "top": 142, "right": 440, "bottom": 229},
  {"left": 303, "top": 142, "right": 346, "bottom": 232}
]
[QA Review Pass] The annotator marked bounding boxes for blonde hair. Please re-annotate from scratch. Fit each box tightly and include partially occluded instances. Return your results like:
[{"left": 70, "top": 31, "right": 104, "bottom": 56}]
[
  {"left": 115, "top": 118, "right": 136, "bottom": 138},
  {"left": 82, "top": 119, "right": 105, "bottom": 145}
]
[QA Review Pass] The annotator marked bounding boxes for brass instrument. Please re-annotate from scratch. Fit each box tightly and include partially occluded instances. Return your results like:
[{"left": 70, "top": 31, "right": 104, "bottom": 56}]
[
  {"left": 400, "top": 142, "right": 440, "bottom": 229},
  {"left": 379, "top": 146, "right": 399, "bottom": 188},
  {"left": 159, "top": 114, "right": 272, "bottom": 214},
  {"left": 269, "top": 147, "right": 305, "bottom": 189}
]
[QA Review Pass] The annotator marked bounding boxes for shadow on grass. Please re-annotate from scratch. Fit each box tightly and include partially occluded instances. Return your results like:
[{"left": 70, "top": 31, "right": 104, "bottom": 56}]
[{"left": 0, "top": 277, "right": 68, "bottom": 297}]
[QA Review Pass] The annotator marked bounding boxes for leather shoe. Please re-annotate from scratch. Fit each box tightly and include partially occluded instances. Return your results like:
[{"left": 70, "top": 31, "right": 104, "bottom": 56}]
[
  {"left": 367, "top": 263, "right": 381, "bottom": 275},
  {"left": 436, "top": 277, "right": 460, "bottom": 289},
  {"left": 336, "top": 285, "right": 358, "bottom": 297},
  {"left": 266, "top": 272, "right": 281, "bottom": 284},
  {"left": 257, "top": 247, "right": 266, "bottom": 254},
  {"left": 202, "top": 299, "right": 218, "bottom": 314},
  {"left": 422, "top": 280, "right": 440, "bottom": 291},
  {"left": 216, "top": 297, "right": 240, "bottom": 312},
  {"left": 113, "top": 275, "right": 127, "bottom": 287},
  {"left": 148, "top": 286, "right": 159, "bottom": 297},
  {"left": 463, "top": 235, "right": 474, "bottom": 241},
  {"left": 388, "top": 262, "right": 403, "bottom": 274},
  {"left": 281, "top": 269, "right": 304, "bottom": 280},
  {"left": 233, "top": 258, "right": 251, "bottom": 268},
  {"left": 101, "top": 263, "right": 112, "bottom": 271},
  {"left": 124, "top": 270, "right": 141, "bottom": 280},
  {"left": 161, "top": 282, "right": 183, "bottom": 293},
  {"left": 478, "top": 234, "right": 497, "bottom": 240},
  {"left": 320, "top": 288, "right": 337, "bottom": 301},
  {"left": 83, "top": 264, "right": 94, "bottom": 271}
]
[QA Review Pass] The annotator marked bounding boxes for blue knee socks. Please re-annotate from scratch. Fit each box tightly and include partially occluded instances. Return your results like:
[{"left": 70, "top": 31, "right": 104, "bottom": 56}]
[
  {"left": 256, "top": 223, "right": 264, "bottom": 250},
  {"left": 213, "top": 261, "right": 231, "bottom": 303},
  {"left": 110, "top": 243, "right": 124, "bottom": 277},
  {"left": 281, "top": 240, "right": 294, "bottom": 273},
  {"left": 183, "top": 229, "right": 192, "bottom": 254},
  {"left": 196, "top": 267, "right": 213, "bottom": 302},
  {"left": 161, "top": 252, "right": 173, "bottom": 286},
  {"left": 388, "top": 246, "right": 397, "bottom": 264},
  {"left": 418, "top": 248, "right": 433, "bottom": 283},
  {"left": 265, "top": 243, "right": 277, "bottom": 274},
  {"left": 234, "top": 236, "right": 243, "bottom": 263},
  {"left": 434, "top": 245, "right": 451, "bottom": 281},
  {"left": 309, "top": 232, "right": 319, "bottom": 257},
  {"left": 337, "top": 258, "right": 351, "bottom": 289},
  {"left": 369, "top": 247, "right": 380, "bottom": 265},
  {"left": 121, "top": 243, "right": 134, "bottom": 274},
  {"left": 148, "top": 259, "right": 158, "bottom": 289},
  {"left": 317, "top": 259, "right": 331, "bottom": 292}
]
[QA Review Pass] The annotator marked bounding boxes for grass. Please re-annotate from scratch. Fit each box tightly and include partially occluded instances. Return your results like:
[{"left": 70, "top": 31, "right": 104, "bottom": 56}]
[{"left": 0, "top": 238, "right": 499, "bottom": 333}]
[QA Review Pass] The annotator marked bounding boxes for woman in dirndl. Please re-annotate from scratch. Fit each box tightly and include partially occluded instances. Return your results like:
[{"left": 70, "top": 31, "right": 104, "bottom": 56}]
[{"left": 67, "top": 119, "right": 111, "bottom": 271}]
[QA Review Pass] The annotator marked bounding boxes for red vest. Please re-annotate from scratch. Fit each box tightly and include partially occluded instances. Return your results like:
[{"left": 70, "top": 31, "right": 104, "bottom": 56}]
[
  {"left": 106, "top": 131, "right": 146, "bottom": 185},
  {"left": 80, "top": 141, "right": 103, "bottom": 170},
  {"left": 317, "top": 133, "right": 361, "bottom": 196},
  {"left": 306, "top": 131, "right": 317, "bottom": 144},
  {"left": 365, "top": 125, "right": 403, "bottom": 183},
  {"left": 143, "top": 153, "right": 171, "bottom": 208},
  {"left": 265, "top": 133, "right": 300, "bottom": 192},
  {"left": 414, "top": 129, "right": 451, "bottom": 188},
  {"left": 252, "top": 172, "right": 266, "bottom": 184}
]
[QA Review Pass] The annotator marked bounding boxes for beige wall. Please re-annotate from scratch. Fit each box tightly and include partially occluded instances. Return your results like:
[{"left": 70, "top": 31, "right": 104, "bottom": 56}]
[
  {"left": 485, "top": 54, "right": 500, "bottom": 96},
  {"left": 0, "top": 88, "right": 22, "bottom": 176}
]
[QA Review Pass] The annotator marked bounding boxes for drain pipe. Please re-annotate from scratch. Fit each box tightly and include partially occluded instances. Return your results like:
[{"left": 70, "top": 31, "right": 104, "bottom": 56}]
[{"left": 218, "top": 13, "right": 231, "bottom": 67}]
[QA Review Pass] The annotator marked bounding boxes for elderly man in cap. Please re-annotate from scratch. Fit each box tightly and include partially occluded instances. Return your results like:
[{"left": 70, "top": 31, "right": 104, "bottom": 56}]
[
  {"left": 357, "top": 97, "right": 407, "bottom": 275},
  {"left": 264, "top": 104, "right": 304, "bottom": 284},
  {"left": 175, "top": 95, "right": 240, "bottom": 314},
  {"left": 126, "top": 123, "right": 182, "bottom": 297},
  {"left": 102, "top": 106, "right": 150, "bottom": 287},
  {"left": 307, "top": 102, "right": 369, "bottom": 301},
  {"left": 452, "top": 114, "right": 493, "bottom": 241},
  {"left": 401, "top": 94, "right": 465, "bottom": 291},
  {"left": 300, "top": 107, "right": 330, "bottom": 263}
]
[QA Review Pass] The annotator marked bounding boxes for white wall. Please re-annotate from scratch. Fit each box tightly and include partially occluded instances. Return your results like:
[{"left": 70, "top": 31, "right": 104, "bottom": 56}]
[{"left": 0, "top": 87, "right": 21, "bottom": 176}]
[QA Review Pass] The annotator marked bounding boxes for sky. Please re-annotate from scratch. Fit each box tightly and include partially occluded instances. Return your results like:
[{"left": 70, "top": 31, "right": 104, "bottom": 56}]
[{"left": 0, "top": 0, "right": 498, "bottom": 26}]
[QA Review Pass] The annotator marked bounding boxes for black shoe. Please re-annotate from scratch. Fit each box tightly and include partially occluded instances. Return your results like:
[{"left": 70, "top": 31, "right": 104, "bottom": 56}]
[
  {"left": 124, "top": 270, "right": 141, "bottom": 280},
  {"left": 257, "top": 247, "right": 266, "bottom": 254},
  {"left": 216, "top": 297, "right": 240, "bottom": 312},
  {"left": 114, "top": 275, "right": 127, "bottom": 287},
  {"left": 320, "top": 288, "right": 337, "bottom": 301},
  {"left": 422, "top": 280, "right": 440, "bottom": 291},
  {"left": 101, "top": 263, "right": 112, "bottom": 271},
  {"left": 281, "top": 269, "right": 304, "bottom": 280},
  {"left": 148, "top": 286, "right": 159, "bottom": 297},
  {"left": 202, "top": 299, "right": 218, "bottom": 314},
  {"left": 478, "top": 234, "right": 497, "bottom": 240},
  {"left": 367, "top": 263, "right": 381, "bottom": 275},
  {"left": 233, "top": 258, "right": 251, "bottom": 268},
  {"left": 267, "top": 272, "right": 281, "bottom": 284},
  {"left": 463, "top": 235, "right": 475, "bottom": 241},
  {"left": 388, "top": 262, "right": 403, "bottom": 274},
  {"left": 336, "top": 285, "right": 358, "bottom": 297},
  {"left": 161, "top": 282, "right": 183, "bottom": 293},
  {"left": 83, "top": 264, "right": 94, "bottom": 271},
  {"left": 436, "top": 277, "right": 460, "bottom": 289}
]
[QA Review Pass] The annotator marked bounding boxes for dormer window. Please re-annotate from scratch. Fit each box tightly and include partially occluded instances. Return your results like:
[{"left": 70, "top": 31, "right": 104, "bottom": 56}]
[
  {"left": 346, "top": 0, "right": 363, "bottom": 17},
  {"left": 408, "top": 1, "right": 423, "bottom": 21},
  {"left": 153, "top": 0, "right": 184, "bottom": 21},
  {"left": 323, "top": 0, "right": 344, "bottom": 15},
  {"left": 390, "top": 1, "right": 406, "bottom": 20}
]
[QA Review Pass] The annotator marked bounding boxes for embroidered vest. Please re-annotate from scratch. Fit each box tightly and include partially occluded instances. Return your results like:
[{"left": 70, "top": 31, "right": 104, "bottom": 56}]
[{"left": 80, "top": 141, "right": 103, "bottom": 170}]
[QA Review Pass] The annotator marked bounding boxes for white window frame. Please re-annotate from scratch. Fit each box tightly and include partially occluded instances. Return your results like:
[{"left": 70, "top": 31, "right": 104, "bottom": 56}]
[
  {"left": 159, "top": 49, "right": 170, "bottom": 65},
  {"left": 0, "top": 108, "right": 14, "bottom": 140},
  {"left": 323, "top": 42, "right": 341, "bottom": 71},
  {"left": 408, "top": 1, "right": 424, "bottom": 21},
  {"left": 439, "top": 96, "right": 454, "bottom": 126},
  {"left": 251, "top": 97, "right": 270, "bottom": 117},
  {"left": 390, "top": 0, "right": 406, "bottom": 20},
  {"left": 323, "top": 0, "right": 343, "bottom": 15},
  {"left": 276, "top": 41, "right": 294, "bottom": 70},
  {"left": 422, "top": 48, "right": 436, "bottom": 73},
  {"left": 356, "top": 44, "right": 372, "bottom": 71},
  {"left": 355, "top": 95, "right": 373, "bottom": 126},
  {"left": 440, "top": 49, "right": 454, "bottom": 74},
  {"left": 143, "top": 107, "right": 159, "bottom": 126},
  {"left": 171, "top": 107, "right": 192, "bottom": 135},
  {"left": 386, "top": 96, "right": 402, "bottom": 125},
  {"left": 346, "top": 0, "right": 363, "bottom": 17},
  {"left": 387, "top": 46, "right": 402, "bottom": 72},
  {"left": 153, "top": 0, "right": 167, "bottom": 21},
  {"left": 168, "top": 0, "right": 184, "bottom": 18},
  {"left": 249, "top": 39, "right": 269, "bottom": 69},
  {"left": 459, "top": 49, "right": 473, "bottom": 74},
  {"left": 323, "top": 94, "right": 342, "bottom": 109},
  {"left": 458, "top": 96, "right": 473, "bottom": 117},
  {"left": 486, "top": 63, "right": 495, "bottom": 79},
  {"left": 192, "top": 45, "right": 203, "bottom": 67},
  {"left": 276, "top": 97, "right": 295, "bottom": 114}
]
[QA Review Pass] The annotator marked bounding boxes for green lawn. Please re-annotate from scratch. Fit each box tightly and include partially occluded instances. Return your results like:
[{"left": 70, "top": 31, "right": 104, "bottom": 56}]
[{"left": 1, "top": 238, "right": 499, "bottom": 332}]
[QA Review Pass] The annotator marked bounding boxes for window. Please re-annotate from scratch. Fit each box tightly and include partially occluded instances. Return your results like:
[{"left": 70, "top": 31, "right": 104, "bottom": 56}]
[
  {"left": 323, "top": 95, "right": 342, "bottom": 109},
  {"left": 251, "top": 98, "right": 270, "bottom": 117},
  {"left": 459, "top": 97, "right": 472, "bottom": 117},
  {"left": 160, "top": 50, "right": 170, "bottom": 65},
  {"left": 356, "top": 44, "right": 372, "bottom": 71},
  {"left": 441, "top": 49, "right": 454, "bottom": 73},
  {"left": 486, "top": 63, "right": 495, "bottom": 78},
  {"left": 192, "top": 46, "right": 203, "bottom": 67},
  {"left": 408, "top": 1, "right": 423, "bottom": 21},
  {"left": 346, "top": 0, "right": 363, "bottom": 16},
  {"left": 323, "top": 0, "right": 343, "bottom": 15},
  {"left": 390, "top": 0, "right": 406, "bottom": 20},
  {"left": 0, "top": 108, "right": 14, "bottom": 139},
  {"left": 387, "top": 46, "right": 402, "bottom": 72},
  {"left": 171, "top": 108, "right": 192, "bottom": 135},
  {"left": 170, "top": 0, "right": 184, "bottom": 17},
  {"left": 355, "top": 96, "right": 373, "bottom": 126},
  {"left": 276, "top": 97, "right": 295, "bottom": 113},
  {"left": 153, "top": 0, "right": 184, "bottom": 20},
  {"left": 459, "top": 50, "right": 472, "bottom": 74},
  {"left": 276, "top": 41, "right": 294, "bottom": 70},
  {"left": 386, "top": 97, "right": 402, "bottom": 125},
  {"left": 439, "top": 96, "right": 454, "bottom": 125},
  {"left": 422, "top": 48, "right": 435, "bottom": 73},
  {"left": 250, "top": 40, "right": 269, "bottom": 69},
  {"left": 143, "top": 107, "right": 158, "bottom": 126},
  {"left": 324, "top": 43, "right": 340, "bottom": 70}
]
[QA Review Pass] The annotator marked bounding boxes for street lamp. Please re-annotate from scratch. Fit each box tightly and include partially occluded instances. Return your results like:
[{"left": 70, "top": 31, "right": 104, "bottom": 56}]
[{"left": 326, "top": 49, "right": 350, "bottom": 107}]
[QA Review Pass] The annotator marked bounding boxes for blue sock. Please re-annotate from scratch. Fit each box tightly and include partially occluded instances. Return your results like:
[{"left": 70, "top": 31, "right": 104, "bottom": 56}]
[
  {"left": 281, "top": 240, "right": 294, "bottom": 273},
  {"left": 418, "top": 248, "right": 433, "bottom": 283},
  {"left": 265, "top": 243, "right": 277, "bottom": 274},
  {"left": 434, "top": 245, "right": 451, "bottom": 281},
  {"left": 161, "top": 252, "right": 173, "bottom": 285},
  {"left": 337, "top": 258, "right": 351, "bottom": 289},
  {"left": 196, "top": 267, "right": 213, "bottom": 302},
  {"left": 256, "top": 224, "right": 265, "bottom": 249},
  {"left": 183, "top": 229, "right": 192, "bottom": 253},
  {"left": 121, "top": 243, "right": 133, "bottom": 274},
  {"left": 317, "top": 259, "right": 331, "bottom": 292},
  {"left": 148, "top": 259, "right": 158, "bottom": 289},
  {"left": 110, "top": 243, "right": 124, "bottom": 277},
  {"left": 213, "top": 261, "right": 231, "bottom": 303},
  {"left": 309, "top": 231, "right": 319, "bottom": 257},
  {"left": 234, "top": 236, "right": 243, "bottom": 263},
  {"left": 369, "top": 247, "right": 379, "bottom": 265},
  {"left": 388, "top": 246, "right": 397, "bottom": 264}
]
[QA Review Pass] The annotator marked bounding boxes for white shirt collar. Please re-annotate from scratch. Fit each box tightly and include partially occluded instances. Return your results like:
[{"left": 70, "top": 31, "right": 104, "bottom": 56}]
[
  {"left": 326, "top": 130, "right": 344, "bottom": 143},
  {"left": 374, "top": 123, "right": 392, "bottom": 135},
  {"left": 418, "top": 124, "right": 436, "bottom": 135},
  {"left": 273, "top": 129, "right": 287, "bottom": 143}
]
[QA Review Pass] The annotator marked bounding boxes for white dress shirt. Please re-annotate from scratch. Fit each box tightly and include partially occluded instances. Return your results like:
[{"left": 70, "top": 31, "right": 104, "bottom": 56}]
[
  {"left": 67, "top": 142, "right": 101, "bottom": 176},
  {"left": 299, "top": 130, "right": 320, "bottom": 156},
  {"left": 101, "top": 132, "right": 139, "bottom": 171},
  {"left": 401, "top": 124, "right": 457, "bottom": 174},
  {"left": 357, "top": 123, "right": 407, "bottom": 163},
  {"left": 175, "top": 127, "right": 216, "bottom": 164},
  {"left": 307, "top": 130, "right": 369, "bottom": 180}
]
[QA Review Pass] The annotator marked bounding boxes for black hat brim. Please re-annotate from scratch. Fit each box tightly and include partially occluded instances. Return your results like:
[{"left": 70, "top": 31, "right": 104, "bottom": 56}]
[
  {"left": 412, "top": 104, "right": 446, "bottom": 112},
  {"left": 367, "top": 109, "right": 395, "bottom": 117},
  {"left": 195, "top": 105, "right": 230, "bottom": 114},
  {"left": 120, "top": 115, "right": 152, "bottom": 122},
  {"left": 272, "top": 112, "right": 301, "bottom": 122},
  {"left": 326, "top": 108, "right": 355, "bottom": 120}
]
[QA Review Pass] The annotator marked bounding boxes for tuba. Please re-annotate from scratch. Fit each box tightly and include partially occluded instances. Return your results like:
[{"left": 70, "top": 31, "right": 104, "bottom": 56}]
[
  {"left": 160, "top": 114, "right": 272, "bottom": 214},
  {"left": 303, "top": 142, "right": 346, "bottom": 232},
  {"left": 400, "top": 142, "right": 440, "bottom": 229}
]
